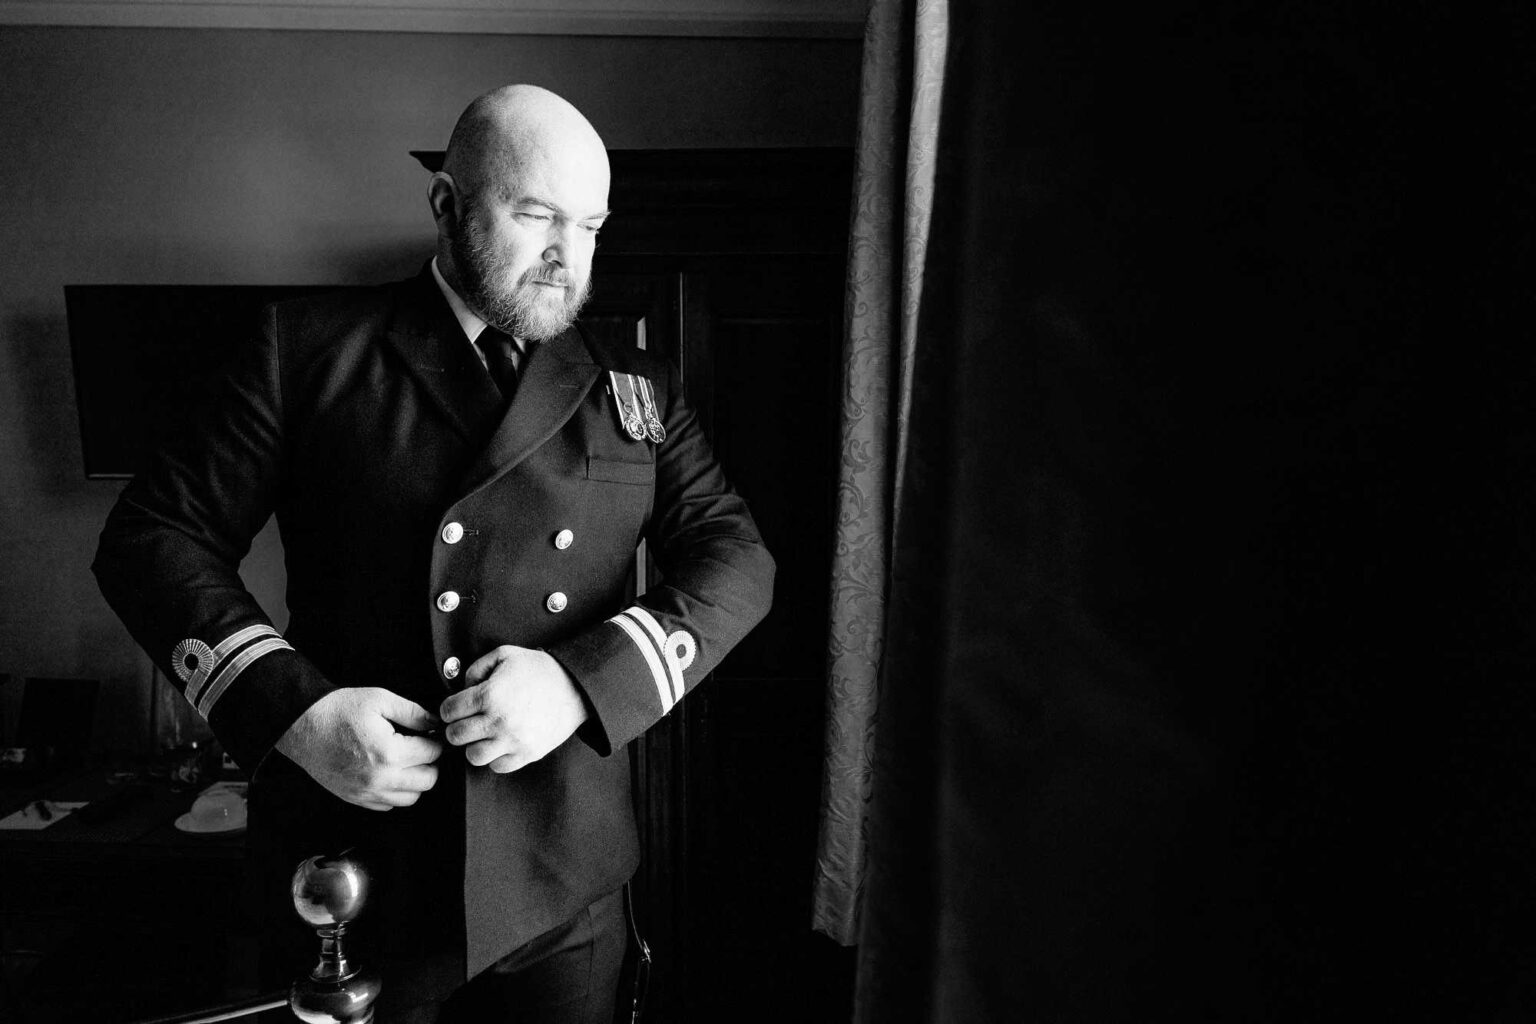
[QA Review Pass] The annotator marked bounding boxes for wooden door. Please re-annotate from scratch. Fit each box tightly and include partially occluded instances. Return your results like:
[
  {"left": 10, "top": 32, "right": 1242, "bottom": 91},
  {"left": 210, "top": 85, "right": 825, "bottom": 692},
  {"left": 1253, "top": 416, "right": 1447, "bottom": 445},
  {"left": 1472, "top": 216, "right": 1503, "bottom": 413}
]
[{"left": 583, "top": 149, "right": 853, "bottom": 1023}]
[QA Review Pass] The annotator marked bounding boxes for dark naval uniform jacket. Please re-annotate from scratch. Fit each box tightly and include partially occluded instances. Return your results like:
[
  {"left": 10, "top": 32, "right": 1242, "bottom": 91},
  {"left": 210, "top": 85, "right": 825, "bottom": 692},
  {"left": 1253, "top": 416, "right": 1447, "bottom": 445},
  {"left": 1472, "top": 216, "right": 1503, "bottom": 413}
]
[{"left": 92, "top": 265, "right": 775, "bottom": 994}]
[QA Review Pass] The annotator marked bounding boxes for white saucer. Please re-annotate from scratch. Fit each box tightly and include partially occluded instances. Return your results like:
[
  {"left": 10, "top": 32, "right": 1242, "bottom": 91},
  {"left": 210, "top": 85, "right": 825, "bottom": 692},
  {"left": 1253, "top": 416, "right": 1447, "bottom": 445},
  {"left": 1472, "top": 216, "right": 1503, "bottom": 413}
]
[{"left": 174, "top": 811, "right": 247, "bottom": 834}]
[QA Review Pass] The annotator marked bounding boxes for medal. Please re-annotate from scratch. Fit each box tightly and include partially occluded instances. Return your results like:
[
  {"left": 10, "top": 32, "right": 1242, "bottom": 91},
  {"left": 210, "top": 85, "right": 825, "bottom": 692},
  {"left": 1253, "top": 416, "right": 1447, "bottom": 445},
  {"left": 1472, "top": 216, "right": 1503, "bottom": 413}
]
[
  {"left": 636, "top": 375, "right": 667, "bottom": 444},
  {"left": 609, "top": 372, "right": 649, "bottom": 442},
  {"left": 622, "top": 375, "right": 648, "bottom": 440}
]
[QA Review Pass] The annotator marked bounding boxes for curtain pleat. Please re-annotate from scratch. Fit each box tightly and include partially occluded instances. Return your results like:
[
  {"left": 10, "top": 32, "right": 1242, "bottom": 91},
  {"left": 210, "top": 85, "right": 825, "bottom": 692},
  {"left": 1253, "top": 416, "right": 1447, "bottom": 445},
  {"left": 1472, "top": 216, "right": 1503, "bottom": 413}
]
[{"left": 811, "top": 0, "right": 948, "bottom": 947}]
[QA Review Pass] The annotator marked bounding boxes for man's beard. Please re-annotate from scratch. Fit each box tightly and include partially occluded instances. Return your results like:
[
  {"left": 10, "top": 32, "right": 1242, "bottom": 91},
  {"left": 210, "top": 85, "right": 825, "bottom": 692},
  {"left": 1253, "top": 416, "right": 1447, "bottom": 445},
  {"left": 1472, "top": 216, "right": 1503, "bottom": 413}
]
[{"left": 452, "top": 220, "right": 591, "bottom": 342}]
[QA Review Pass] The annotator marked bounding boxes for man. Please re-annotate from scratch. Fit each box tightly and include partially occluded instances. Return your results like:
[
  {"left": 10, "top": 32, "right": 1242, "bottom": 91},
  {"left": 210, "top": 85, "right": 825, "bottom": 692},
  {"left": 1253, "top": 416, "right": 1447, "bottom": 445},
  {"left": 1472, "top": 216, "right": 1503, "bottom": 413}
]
[{"left": 92, "top": 84, "right": 775, "bottom": 1022}]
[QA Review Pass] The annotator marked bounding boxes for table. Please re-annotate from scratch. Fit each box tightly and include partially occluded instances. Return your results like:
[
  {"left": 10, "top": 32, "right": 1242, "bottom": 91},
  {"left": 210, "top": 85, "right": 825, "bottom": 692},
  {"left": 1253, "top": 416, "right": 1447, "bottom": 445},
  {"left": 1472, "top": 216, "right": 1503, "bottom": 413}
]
[{"left": 0, "top": 765, "right": 261, "bottom": 1023}]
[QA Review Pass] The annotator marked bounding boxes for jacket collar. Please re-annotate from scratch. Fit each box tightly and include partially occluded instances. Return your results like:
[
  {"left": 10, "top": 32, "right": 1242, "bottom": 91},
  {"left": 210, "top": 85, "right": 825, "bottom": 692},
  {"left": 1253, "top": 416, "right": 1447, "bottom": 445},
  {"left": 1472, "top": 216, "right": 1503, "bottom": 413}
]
[
  {"left": 460, "top": 323, "right": 600, "bottom": 493},
  {"left": 382, "top": 265, "right": 503, "bottom": 445},
  {"left": 383, "top": 263, "right": 607, "bottom": 491}
]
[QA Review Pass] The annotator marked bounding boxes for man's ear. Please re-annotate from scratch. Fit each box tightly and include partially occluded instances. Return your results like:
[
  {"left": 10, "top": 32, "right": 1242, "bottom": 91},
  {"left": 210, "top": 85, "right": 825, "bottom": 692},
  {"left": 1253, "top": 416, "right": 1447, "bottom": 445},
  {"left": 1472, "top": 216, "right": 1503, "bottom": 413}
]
[{"left": 428, "top": 172, "right": 459, "bottom": 232}]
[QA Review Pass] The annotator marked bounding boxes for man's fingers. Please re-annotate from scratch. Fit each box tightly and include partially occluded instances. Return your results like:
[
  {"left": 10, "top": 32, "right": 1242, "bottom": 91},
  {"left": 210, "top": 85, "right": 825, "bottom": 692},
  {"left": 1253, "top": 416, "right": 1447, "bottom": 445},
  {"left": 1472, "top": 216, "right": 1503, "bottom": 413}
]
[
  {"left": 463, "top": 738, "right": 513, "bottom": 768},
  {"left": 377, "top": 689, "right": 441, "bottom": 733},
  {"left": 389, "top": 762, "right": 439, "bottom": 794},
  {"left": 487, "top": 753, "right": 527, "bottom": 775},
  {"left": 439, "top": 683, "right": 485, "bottom": 723},
  {"left": 369, "top": 790, "right": 422, "bottom": 809},
  {"left": 464, "top": 646, "right": 516, "bottom": 686},
  {"left": 443, "top": 714, "right": 497, "bottom": 747},
  {"left": 349, "top": 764, "right": 439, "bottom": 811},
  {"left": 466, "top": 743, "right": 531, "bottom": 773},
  {"left": 344, "top": 792, "right": 396, "bottom": 812},
  {"left": 389, "top": 732, "right": 445, "bottom": 766}
]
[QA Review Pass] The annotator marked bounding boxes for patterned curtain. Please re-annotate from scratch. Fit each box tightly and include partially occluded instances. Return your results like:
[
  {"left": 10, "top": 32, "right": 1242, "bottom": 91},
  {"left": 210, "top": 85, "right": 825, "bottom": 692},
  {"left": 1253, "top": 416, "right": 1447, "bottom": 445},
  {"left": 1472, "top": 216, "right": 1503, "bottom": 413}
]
[{"left": 811, "top": 0, "right": 948, "bottom": 946}]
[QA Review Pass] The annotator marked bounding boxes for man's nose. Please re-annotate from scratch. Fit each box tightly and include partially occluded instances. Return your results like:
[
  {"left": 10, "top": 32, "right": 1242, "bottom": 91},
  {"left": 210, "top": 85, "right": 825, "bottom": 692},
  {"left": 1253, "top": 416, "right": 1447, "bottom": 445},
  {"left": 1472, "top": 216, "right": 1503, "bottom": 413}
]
[{"left": 543, "top": 222, "right": 576, "bottom": 266}]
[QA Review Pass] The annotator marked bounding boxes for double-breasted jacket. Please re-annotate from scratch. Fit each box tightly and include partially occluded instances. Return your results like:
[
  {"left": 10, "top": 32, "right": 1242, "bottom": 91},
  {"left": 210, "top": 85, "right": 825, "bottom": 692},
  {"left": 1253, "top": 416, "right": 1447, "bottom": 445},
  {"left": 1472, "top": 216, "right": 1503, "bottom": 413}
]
[{"left": 92, "top": 266, "right": 775, "bottom": 987}]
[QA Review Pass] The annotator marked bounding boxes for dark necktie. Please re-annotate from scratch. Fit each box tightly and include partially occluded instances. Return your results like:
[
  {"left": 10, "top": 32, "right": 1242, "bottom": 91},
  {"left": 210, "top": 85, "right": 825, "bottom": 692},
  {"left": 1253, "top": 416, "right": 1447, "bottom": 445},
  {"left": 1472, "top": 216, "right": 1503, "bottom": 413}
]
[{"left": 476, "top": 327, "right": 521, "bottom": 405}]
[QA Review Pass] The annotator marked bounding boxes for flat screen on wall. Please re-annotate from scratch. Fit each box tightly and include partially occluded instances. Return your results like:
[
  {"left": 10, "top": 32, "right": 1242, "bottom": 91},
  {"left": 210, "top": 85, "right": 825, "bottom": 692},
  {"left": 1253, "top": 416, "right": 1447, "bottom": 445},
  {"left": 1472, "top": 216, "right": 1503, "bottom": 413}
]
[{"left": 65, "top": 285, "right": 341, "bottom": 479}]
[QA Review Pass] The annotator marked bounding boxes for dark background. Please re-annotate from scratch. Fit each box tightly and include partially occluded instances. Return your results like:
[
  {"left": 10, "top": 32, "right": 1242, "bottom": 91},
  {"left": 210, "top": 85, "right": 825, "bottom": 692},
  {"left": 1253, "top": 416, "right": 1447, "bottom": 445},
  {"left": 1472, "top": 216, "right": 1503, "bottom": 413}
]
[{"left": 889, "top": 1, "right": 1536, "bottom": 1019}]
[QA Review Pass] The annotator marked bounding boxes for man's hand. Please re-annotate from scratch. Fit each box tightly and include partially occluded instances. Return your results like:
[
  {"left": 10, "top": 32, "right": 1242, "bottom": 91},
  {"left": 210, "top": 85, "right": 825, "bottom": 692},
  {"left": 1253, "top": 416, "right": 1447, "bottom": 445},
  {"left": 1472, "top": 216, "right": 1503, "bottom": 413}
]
[
  {"left": 275, "top": 687, "right": 443, "bottom": 811},
  {"left": 440, "top": 646, "right": 589, "bottom": 774}
]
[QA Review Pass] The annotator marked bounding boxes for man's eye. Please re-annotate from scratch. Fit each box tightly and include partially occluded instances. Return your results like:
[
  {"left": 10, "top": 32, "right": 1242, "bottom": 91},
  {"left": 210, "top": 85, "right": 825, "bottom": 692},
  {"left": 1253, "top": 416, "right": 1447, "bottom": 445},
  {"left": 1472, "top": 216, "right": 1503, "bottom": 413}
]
[
  {"left": 581, "top": 224, "right": 603, "bottom": 235},
  {"left": 516, "top": 212, "right": 551, "bottom": 223}
]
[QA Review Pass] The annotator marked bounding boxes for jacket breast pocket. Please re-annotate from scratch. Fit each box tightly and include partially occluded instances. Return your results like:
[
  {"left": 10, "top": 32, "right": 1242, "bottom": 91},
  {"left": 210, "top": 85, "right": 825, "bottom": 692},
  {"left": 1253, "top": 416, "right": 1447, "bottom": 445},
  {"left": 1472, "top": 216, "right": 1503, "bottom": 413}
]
[{"left": 586, "top": 456, "right": 653, "bottom": 486}]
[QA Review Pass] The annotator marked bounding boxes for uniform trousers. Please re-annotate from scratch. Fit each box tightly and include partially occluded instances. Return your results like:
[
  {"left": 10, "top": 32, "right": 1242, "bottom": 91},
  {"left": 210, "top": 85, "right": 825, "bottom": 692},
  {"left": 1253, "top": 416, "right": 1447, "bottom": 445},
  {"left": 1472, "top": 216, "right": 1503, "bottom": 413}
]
[
  {"left": 384, "top": 887, "right": 627, "bottom": 1024},
  {"left": 261, "top": 887, "right": 626, "bottom": 1024}
]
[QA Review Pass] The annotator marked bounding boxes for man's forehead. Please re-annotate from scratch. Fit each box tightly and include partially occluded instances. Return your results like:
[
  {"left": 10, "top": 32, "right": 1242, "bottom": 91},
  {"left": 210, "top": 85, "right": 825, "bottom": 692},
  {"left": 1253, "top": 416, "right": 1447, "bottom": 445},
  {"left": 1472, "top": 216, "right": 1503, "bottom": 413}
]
[{"left": 487, "top": 143, "right": 608, "bottom": 209}]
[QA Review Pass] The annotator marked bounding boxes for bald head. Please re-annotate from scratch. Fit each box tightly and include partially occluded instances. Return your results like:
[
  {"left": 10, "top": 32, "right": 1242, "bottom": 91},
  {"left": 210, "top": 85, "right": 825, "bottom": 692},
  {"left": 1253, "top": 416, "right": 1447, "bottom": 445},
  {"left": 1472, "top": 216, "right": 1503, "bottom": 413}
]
[
  {"left": 430, "top": 85, "right": 610, "bottom": 340},
  {"left": 442, "top": 84, "right": 609, "bottom": 204}
]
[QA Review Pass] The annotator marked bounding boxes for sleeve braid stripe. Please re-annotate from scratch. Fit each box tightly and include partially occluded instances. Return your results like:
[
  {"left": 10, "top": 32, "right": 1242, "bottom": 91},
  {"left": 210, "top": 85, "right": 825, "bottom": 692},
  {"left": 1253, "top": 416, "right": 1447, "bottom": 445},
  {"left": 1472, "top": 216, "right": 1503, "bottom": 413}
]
[
  {"left": 181, "top": 623, "right": 278, "bottom": 706},
  {"left": 621, "top": 606, "right": 686, "bottom": 704},
  {"left": 606, "top": 612, "right": 675, "bottom": 714},
  {"left": 194, "top": 636, "right": 292, "bottom": 719}
]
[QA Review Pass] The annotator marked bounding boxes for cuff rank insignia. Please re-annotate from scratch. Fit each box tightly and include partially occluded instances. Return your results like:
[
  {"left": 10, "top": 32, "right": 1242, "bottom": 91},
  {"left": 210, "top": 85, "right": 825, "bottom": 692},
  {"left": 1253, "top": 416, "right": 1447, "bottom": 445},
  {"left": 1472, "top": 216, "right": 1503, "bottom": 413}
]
[
  {"left": 172, "top": 624, "right": 293, "bottom": 719},
  {"left": 606, "top": 605, "right": 696, "bottom": 714}
]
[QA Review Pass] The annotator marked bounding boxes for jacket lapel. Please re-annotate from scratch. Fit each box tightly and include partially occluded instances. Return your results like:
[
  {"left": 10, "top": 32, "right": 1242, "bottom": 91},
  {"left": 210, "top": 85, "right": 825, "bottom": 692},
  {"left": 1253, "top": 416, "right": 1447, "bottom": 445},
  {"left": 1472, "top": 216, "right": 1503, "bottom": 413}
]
[
  {"left": 461, "top": 326, "right": 601, "bottom": 493},
  {"left": 381, "top": 269, "right": 503, "bottom": 445}
]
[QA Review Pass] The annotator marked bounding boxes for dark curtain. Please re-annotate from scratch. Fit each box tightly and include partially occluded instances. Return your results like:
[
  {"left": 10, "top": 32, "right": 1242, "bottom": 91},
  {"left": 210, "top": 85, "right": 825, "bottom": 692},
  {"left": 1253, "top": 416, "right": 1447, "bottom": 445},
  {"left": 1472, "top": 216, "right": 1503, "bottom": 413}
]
[
  {"left": 855, "top": 1, "right": 1536, "bottom": 1021},
  {"left": 814, "top": 0, "right": 948, "bottom": 946}
]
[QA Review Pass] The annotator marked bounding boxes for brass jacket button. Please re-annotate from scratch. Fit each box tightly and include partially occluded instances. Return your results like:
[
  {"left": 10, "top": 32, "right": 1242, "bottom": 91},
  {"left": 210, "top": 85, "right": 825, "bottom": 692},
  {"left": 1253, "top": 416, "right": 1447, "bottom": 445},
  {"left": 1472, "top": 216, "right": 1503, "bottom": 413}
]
[
  {"left": 441, "top": 522, "right": 465, "bottom": 544},
  {"left": 554, "top": 529, "right": 574, "bottom": 550},
  {"left": 436, "top": 591, "right": 460, "bottom": 613},
  {"left": 443, "top": 656, "right": 461, "bottom": 680},
  {"left": 545, "top": 592, "right": 569, "bottom": 614}
]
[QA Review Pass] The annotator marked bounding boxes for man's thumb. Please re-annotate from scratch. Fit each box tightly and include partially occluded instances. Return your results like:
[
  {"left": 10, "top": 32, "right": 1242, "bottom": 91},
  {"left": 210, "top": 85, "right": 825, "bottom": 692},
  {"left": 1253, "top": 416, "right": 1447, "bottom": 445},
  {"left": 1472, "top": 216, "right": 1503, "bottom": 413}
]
[{"left": 378, "top": 690, "right": 441, "bottom": 732}]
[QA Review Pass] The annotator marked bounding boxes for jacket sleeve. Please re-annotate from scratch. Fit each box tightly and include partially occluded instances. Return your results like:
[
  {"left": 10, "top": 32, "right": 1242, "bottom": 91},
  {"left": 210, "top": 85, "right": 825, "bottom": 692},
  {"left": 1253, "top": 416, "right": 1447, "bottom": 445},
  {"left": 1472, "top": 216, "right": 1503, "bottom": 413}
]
[
  {"left": 545, "top": 360, "right": 775, "bottom": 754},
  {"left": 92, "top": 307, "right": 337, "bottom": 773}
]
